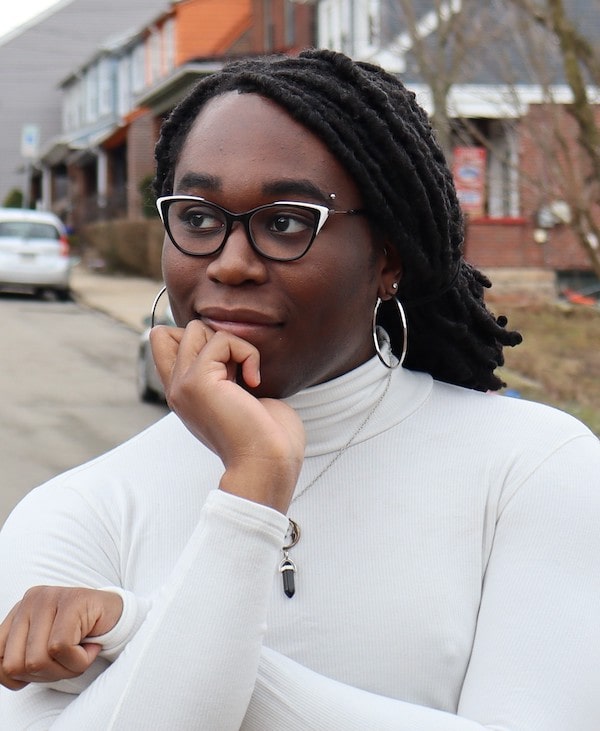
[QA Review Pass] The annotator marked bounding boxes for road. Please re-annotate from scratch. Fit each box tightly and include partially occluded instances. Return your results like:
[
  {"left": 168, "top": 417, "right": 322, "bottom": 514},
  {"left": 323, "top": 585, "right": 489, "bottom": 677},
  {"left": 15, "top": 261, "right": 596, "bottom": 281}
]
[{"left": 0, "top": 294, "right": 168, "bottom": 526}]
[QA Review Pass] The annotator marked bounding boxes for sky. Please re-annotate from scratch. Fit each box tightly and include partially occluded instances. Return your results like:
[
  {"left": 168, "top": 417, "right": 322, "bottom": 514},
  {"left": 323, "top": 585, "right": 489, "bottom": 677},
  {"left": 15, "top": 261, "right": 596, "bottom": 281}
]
[{"left": 0, "top": 0, "right": 64, "bottom": 40}]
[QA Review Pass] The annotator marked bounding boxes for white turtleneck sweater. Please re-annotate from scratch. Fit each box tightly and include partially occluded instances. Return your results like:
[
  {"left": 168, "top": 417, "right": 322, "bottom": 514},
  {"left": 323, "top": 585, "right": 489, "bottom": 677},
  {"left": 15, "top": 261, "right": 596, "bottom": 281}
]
[{"left": 1, "top": 358, "right": 599, "bottom": 729}]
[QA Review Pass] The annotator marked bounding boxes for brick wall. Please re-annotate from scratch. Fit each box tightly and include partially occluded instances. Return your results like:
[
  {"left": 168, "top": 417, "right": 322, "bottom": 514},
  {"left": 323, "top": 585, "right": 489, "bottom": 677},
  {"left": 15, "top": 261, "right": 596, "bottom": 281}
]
[
  {"left": 127, "top": 111, "right": 159, "bottom": 220},
  {"left": 465, "top": 102, "right": 599, "bottom": 275}
]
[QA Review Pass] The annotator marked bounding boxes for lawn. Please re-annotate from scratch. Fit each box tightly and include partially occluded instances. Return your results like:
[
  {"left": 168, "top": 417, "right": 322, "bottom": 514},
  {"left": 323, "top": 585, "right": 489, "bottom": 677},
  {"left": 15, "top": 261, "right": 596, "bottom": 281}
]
[{"left": 491, "top": 300, "right": 600, "bottom": 436}]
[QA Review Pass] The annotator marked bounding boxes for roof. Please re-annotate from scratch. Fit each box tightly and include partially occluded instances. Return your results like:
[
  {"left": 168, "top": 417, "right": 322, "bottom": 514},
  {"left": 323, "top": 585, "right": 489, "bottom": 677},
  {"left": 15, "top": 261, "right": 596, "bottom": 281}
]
[
  {"left": 369, "top": 0, "right": 600, "bottom": 90},
  {"left": 0, "top": 207, "right": 65, "bottom": 226},
  {"left": 0, "top": 0, "right": 169, "bottom": 202}
]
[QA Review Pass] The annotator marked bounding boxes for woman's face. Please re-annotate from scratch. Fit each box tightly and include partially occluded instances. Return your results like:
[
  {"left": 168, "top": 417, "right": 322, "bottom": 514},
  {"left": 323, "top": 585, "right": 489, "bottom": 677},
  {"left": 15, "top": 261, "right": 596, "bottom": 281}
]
[{"left": 163, "top": 92, "right": 398, "bottom": 398}]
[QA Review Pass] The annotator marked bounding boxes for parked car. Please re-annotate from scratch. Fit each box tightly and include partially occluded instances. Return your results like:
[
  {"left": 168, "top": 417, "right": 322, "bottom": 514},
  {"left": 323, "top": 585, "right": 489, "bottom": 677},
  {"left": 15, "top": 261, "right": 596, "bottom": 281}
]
[
  {"left": 136, "top": 306, "right": 175, "bottom": 403},
  {"left": 0, "top": 208, "right": 72, "bottom": 300}
]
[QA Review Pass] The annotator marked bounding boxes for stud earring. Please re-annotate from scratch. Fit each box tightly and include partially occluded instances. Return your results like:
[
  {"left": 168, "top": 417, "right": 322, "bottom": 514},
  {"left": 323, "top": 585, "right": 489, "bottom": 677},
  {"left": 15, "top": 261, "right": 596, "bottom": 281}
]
[{"left": 329, "top": 193, "right": 336, "bottom": 201}]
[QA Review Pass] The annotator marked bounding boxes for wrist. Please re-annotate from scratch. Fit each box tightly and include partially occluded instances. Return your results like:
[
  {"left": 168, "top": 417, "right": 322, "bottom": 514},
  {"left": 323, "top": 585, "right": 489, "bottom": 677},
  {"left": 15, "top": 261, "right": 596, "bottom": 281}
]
[{"left": 219, "top": 463, "right": 299, "bottom": 514}]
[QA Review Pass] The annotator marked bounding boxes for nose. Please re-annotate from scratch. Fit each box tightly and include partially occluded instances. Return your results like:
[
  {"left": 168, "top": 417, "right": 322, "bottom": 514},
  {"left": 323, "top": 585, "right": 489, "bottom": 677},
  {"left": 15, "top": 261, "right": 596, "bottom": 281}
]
[{"left": 205, "top": 221, "right": 268, "bottom": 285}]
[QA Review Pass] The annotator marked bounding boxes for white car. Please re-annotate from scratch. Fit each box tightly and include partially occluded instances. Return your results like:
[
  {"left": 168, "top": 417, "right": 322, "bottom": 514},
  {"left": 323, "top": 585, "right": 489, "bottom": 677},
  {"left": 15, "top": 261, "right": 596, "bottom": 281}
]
[
  {"left": 136, "top": 306, "right": 175, "bottom": 403},
  {"left": 0, "top": 207, "right": 72, "bottom": 299}
]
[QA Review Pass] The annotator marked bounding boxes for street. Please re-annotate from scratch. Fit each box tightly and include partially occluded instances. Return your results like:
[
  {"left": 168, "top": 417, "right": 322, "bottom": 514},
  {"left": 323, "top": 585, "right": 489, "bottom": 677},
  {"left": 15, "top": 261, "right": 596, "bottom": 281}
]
[{"left": 0, "top": 293, "right": 168, "bottom": 526}]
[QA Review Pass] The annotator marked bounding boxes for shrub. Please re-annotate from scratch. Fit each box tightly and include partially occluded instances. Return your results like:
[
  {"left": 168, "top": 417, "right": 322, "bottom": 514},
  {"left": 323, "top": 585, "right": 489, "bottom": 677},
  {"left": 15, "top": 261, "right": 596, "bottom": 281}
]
[
  {"left": 3, "top": 188, "right": 24, "bottom": 208},
  {"left": 81, "top": 219, "right": 164, "bottom": 279}
]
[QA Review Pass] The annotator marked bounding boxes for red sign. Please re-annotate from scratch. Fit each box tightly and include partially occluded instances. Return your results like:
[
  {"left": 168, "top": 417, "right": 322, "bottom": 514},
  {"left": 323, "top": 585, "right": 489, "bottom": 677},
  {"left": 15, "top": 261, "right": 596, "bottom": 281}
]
[{"left": 453, "top": 147, "right": 487, "bottom": 217}]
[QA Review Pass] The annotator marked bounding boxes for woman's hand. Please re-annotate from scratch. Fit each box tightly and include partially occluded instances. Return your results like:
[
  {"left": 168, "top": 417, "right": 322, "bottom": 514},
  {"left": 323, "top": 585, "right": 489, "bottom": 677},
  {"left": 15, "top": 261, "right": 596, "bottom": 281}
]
[
  {"left": 150, "top": 321, "right": 305, "bottom": 514},
  {"left": 0, "top": 586, "right": 123, "bottom": 691},
  {"left": 150, "top": 321, "right": 305, "bottom": 513}
]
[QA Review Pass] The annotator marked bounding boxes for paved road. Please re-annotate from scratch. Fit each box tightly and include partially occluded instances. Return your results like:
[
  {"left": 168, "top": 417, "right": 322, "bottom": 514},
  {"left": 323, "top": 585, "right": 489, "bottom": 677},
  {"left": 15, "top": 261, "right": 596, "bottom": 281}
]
[{"left": 0, "top": 293, "right": 168, "bottom": 526}]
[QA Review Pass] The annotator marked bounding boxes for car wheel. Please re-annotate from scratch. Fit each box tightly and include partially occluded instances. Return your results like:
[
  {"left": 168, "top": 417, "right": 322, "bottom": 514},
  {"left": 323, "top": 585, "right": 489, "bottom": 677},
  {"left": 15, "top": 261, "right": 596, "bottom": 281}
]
[
  {"left": 55, "top": 288, "right": 71, "bottom": 302},
  {"left": 136, "top": 345, "right": 160, "bottom": 403}
]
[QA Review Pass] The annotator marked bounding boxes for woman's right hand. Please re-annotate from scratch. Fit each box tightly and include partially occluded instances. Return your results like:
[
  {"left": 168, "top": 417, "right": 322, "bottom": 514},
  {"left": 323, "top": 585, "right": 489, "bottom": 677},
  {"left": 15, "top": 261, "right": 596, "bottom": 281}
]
[
  {"left": 0, "top": 586, "right": 123, "bottom": 691},
  {"left": 150, "top": 321, "right": 305, "bottom": 514}
]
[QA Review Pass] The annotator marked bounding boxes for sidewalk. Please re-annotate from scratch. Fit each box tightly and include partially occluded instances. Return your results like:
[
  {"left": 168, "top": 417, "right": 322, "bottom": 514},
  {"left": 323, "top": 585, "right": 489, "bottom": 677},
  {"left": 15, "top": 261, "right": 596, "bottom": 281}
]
[{"left": 70, "top": 264, "right": 162, "bottom": 333}]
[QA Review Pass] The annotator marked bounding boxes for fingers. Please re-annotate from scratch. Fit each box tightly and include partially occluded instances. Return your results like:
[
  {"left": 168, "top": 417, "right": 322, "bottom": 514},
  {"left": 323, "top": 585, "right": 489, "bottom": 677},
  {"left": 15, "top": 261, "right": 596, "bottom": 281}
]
[
  {"left": 0, "top": 587, "right": 122, "bottom": 689},
  {"left": 150, "top": 321, "right": 261, "bottom": 394},
  {"left": 184, "top": 328, "right": 261, "bottom": 389},
  {"left": 0, "top": 604, "right": 29, "bottom": 690}
]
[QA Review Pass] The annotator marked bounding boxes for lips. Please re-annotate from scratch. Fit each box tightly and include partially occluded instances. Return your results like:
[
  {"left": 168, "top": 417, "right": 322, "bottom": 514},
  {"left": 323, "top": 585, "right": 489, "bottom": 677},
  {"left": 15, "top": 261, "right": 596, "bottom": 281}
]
[{"left": 198, "top": 306, "right": 283, "bottom": 340}]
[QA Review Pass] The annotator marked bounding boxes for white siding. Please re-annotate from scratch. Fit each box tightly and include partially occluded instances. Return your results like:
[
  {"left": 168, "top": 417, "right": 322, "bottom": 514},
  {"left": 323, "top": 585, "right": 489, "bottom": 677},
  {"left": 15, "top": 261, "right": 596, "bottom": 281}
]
[
  {"left": 98, "top": 57, "right": 113, "bottom": 118},
  {"left": 117, "top": 54, "right": 132, "bottom": 119}
]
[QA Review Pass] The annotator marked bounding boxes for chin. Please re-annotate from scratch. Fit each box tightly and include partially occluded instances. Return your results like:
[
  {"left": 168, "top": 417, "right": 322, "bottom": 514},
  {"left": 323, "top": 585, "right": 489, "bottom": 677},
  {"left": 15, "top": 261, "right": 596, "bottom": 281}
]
[{"left": 237, "top": 364, "right": 305, "bottom": 400}]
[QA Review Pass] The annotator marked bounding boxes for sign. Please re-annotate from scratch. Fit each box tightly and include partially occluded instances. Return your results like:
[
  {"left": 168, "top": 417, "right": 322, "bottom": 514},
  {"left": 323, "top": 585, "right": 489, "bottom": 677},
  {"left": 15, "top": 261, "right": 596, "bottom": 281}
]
[
  {"left": 452, "top": 146, "right": 486, "bottom": 217},
  {"left": 21, "top": 124, "right": 40, "bottom": 159}
]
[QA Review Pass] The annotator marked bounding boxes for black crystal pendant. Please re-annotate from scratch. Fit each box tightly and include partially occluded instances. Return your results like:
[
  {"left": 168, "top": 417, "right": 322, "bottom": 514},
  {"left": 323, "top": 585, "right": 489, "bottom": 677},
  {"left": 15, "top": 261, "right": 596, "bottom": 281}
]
[
  {"left": 280, "top": 519, "right": 300, "bottom": 598},
  {"left": 279, "top": 556, "right": 296, "bottom": 598}
]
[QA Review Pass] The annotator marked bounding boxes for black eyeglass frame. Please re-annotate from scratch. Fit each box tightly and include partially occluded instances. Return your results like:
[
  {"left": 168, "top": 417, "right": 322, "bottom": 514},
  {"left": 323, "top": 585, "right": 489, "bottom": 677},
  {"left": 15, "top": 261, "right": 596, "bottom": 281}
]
[{"left": 156, "top": 195, "right": 366, "bottom": 262}]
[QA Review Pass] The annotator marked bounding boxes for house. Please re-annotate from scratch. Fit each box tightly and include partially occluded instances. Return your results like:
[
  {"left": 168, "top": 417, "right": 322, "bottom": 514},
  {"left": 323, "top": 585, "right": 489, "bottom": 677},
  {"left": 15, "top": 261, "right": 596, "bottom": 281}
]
[
  {"left": 0, "top": 0, "right": 169, "bottom": 207},
  {"left": 318, "top": 0, "right": 600, "bottom": 292},
  {"left": 37, "top": 0, "right": 316, "bottom": 228}
]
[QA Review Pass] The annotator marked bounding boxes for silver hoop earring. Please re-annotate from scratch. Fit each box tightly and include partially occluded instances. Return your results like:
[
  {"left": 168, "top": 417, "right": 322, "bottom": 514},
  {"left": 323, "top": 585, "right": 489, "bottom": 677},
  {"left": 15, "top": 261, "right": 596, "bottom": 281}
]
[
  {"left": 151, "top": 285, "right": 168, "bottom": 328},
  {"left": 372, "top": 297, "right": 408, "bottom": 369}
]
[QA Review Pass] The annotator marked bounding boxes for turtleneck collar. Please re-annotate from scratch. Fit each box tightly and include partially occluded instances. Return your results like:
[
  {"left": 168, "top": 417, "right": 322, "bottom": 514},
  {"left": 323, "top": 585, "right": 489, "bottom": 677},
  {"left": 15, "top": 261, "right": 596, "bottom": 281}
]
[{"left": 284, "top": 355, "right": 432, "bottom": 457}]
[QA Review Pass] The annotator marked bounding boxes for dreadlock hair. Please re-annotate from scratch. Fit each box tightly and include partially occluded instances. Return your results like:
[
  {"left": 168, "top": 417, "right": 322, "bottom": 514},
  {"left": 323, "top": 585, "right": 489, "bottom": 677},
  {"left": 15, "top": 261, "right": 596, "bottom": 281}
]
[{"left": 153, "top": 49, "right": 522, "bottom": 392}]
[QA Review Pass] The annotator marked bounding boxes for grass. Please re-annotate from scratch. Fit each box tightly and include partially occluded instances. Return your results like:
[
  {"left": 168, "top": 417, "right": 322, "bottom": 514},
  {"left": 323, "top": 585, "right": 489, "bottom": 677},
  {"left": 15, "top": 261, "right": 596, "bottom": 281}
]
[{"left": 491, "top": 300, "right": 600, "bottom": 436}]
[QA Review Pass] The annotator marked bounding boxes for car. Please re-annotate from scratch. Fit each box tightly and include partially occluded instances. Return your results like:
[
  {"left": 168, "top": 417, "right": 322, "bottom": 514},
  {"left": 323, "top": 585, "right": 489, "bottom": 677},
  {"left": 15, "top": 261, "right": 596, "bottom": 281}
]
[
  {"left": 136, "top": 306, "right": 175, "bottom": 403},
  {"left": 0, "top": 207, "right": 72, "bottom": 300}
]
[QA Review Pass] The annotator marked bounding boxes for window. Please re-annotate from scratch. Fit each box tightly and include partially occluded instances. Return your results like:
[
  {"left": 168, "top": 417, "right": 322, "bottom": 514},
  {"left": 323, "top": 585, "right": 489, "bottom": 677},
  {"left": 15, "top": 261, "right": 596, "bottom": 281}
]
[
  {"left": 149, "top": 29, "right": 161, "bottom": 84},
  {"left": 117, "top": 55, "right": 131, "bottom": 117},
  {"left": 85, "top": 66, "right": 99, "bottom": 123},
  {"left": 98, "top": 58, "right": 113, "bottom": 117},
  {"left": 264, "top": 0, "right": 274, "bottom": 51},
  {"left": 164, "top": 18, "right": 176, "bottom": 73},
  {"left": 284, "top": 0, "right": 295, "bottom": 46},
  {"left": 451, "top": 118, "right": 519, "bottom": 218}
]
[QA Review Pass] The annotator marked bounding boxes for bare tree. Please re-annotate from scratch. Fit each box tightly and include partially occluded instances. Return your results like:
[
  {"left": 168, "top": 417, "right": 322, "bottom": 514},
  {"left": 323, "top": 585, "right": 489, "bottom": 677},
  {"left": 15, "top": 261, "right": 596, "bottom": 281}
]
[
  {"left": 388, "top": 0, "right": 600, "bottom": 276},
  {"left": 506, "top": 0, "right": 600, "bottom": 277},
  {"left": 389, "top": 0, "right": 497, "bottom": 158}
]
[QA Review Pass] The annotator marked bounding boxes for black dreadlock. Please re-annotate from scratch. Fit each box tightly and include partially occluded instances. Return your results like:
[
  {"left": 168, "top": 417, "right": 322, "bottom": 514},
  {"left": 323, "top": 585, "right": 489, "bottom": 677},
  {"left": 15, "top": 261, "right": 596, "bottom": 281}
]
[{"left": 153, "top": 49, "right": 522, "bottom": 392}]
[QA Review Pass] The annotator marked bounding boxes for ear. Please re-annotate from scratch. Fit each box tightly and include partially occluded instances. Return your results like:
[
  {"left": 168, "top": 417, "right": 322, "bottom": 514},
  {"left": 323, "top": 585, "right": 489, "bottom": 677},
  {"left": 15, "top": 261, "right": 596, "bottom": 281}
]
[{"left": 377, "top": 244, "right": 403, "bottom": 301}]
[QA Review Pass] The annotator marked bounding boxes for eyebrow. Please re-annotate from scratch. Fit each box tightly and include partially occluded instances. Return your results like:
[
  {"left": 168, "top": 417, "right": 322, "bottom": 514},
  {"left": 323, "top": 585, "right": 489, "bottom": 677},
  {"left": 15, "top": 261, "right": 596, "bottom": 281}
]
[
  {"left": 175, "top": 173, "right": 329, "bottom": 204},
  {"left": 176, "top": 172, "right": 222, "bottom": 193},
  {"left": 261, "top": 179, "right": 329, "bottom": 203}
]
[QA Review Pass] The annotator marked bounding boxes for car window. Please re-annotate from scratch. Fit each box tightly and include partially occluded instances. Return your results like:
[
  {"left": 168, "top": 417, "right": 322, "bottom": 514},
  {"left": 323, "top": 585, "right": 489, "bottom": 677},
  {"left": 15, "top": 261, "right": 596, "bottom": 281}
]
[{"left": 0, "top": 221, "right": 60, "bottom": 239}]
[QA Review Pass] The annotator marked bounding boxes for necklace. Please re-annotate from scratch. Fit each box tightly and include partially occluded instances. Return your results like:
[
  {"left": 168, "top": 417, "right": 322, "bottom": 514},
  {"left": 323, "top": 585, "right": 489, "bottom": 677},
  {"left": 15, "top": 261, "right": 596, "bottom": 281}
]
[{"left": 279, "top": 372, "right": 392, "bottom": 598}]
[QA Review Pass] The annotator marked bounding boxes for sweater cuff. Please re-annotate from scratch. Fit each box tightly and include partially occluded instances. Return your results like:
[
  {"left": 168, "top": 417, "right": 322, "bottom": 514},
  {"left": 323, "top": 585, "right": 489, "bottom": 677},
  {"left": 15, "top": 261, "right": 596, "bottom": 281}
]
[
  {"left": 81, "top": 491, "right": 287, "bottom": 663},
  {"left": 206, "top": 488, "right": 290, "bottom": 540},
  {"left": 84, "top": 587, "right": 152, "bottom": 662}
]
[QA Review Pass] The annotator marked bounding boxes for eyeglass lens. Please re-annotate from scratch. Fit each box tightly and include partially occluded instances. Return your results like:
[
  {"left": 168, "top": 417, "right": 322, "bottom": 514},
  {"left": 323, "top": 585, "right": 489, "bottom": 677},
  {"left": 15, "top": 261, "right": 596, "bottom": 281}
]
[{"left": 165, "top": 200, "right": 320, "bottom": 261}]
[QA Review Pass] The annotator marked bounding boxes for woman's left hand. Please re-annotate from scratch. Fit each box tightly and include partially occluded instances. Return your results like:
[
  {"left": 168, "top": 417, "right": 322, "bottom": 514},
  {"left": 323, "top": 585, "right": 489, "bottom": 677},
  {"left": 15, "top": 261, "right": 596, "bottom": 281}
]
[{"left": 0, "top": 586, "right": 122, "bottom": 690}]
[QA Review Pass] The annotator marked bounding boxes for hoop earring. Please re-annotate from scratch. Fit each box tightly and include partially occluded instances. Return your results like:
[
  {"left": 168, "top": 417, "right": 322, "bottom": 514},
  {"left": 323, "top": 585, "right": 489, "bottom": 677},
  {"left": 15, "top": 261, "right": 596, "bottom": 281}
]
[
  {"left": 151, "top": 285, "right": 168, "bottom": 328},
  {"left": 372, "top": 297, "right": 408, "bottom": 369}
]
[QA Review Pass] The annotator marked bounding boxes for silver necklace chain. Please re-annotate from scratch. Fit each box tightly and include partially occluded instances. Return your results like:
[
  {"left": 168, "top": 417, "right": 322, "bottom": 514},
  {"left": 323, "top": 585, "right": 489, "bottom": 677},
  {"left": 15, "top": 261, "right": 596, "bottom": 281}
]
[{"left": 279, "top": 371, "right": 392, "bottom": 598}]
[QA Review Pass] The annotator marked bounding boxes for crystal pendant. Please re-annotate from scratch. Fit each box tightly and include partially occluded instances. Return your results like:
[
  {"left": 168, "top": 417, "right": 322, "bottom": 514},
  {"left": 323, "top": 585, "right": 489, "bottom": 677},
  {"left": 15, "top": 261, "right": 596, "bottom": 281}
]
[{"left": 279, "top": 554, "right": 297, "bottom": 598}]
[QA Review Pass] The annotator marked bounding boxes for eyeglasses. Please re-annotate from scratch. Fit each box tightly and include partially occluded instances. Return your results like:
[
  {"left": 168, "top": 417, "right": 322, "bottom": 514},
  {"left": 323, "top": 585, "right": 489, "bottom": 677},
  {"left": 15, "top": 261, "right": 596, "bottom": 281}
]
[{"left": 156, "top": 195, "right": 366, "bottom": 262}]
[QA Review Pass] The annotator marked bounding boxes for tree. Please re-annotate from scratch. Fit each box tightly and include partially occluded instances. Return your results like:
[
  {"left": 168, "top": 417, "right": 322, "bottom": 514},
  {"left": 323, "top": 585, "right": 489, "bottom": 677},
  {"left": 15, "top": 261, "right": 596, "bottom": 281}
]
[
  {"left": 3, "top": 188, "right": 23, "bottom": 208},
  {"left": 387, "top": 0, "right": 496, "bottom": 160},
  {"left": 384, "top": 0, "right": 600, "bottom": 277},
  {"left": 506, "top": 0, "right": 600, "bottom": 278}
]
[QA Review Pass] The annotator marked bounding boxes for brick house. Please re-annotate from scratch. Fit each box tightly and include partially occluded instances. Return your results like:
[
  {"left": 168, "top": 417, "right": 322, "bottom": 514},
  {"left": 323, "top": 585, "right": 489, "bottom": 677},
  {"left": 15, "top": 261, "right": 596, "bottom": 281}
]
[{"left": 318, "top": 0, "right": 600, "bottom": 294}]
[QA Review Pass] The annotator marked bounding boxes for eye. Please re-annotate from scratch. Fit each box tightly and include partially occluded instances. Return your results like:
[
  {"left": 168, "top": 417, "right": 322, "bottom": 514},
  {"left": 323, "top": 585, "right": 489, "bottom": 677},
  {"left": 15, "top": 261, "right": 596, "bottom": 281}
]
[
  {"left": 264, "top": 209, "right": 315, "bottom": 236},
  {"left": 177, "top": 205, "right": 224, "bottom": 234}
]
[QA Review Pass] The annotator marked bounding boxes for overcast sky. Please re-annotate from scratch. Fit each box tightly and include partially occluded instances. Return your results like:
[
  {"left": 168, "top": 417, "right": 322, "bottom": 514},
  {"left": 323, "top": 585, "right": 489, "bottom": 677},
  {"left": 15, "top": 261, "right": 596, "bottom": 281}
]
[{"left": 0, "top": 0, "right": 64, "bottom": 40}]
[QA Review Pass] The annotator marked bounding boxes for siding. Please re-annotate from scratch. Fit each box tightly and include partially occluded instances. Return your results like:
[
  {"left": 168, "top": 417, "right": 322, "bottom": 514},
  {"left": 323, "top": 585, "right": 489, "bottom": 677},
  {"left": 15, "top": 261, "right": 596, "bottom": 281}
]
[{"left": 0, "top": 0, "right": 168, "bottom": 204}]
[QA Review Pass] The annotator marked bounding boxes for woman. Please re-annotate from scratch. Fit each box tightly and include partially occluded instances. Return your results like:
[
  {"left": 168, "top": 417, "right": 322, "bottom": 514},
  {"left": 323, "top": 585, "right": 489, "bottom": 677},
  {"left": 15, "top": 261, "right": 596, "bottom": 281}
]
[{"left": 1, "top": 50, "right": 599, "bottom": 729}]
